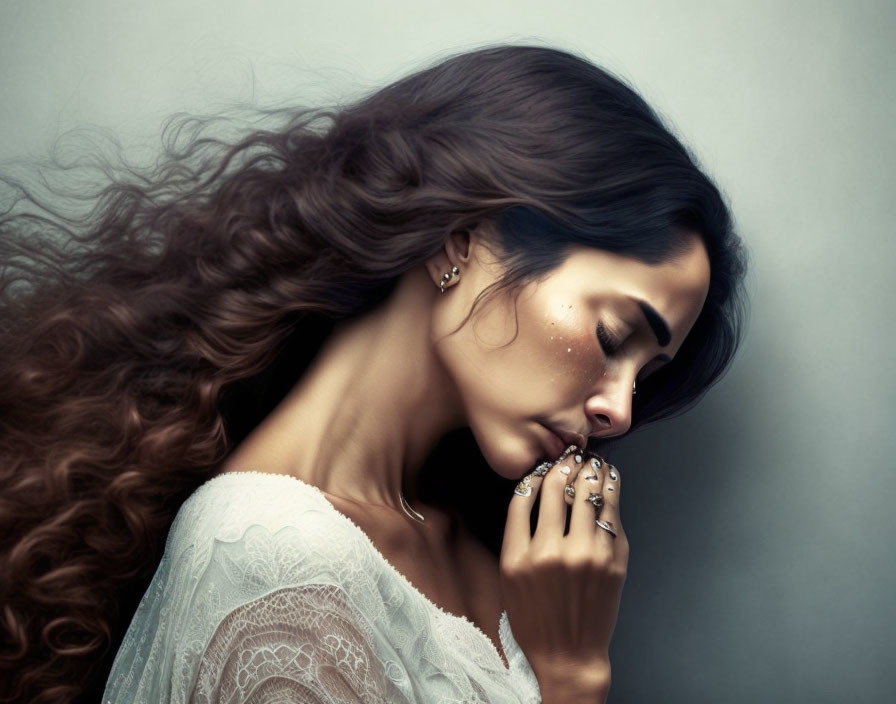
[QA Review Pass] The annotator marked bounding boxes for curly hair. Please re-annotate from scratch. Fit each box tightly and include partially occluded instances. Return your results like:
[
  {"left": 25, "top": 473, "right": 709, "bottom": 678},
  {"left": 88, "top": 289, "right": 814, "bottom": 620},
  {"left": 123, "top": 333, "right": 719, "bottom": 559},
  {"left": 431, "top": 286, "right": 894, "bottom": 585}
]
[{"left": 0, "top": 45, "right": 747, "bottom": 702}]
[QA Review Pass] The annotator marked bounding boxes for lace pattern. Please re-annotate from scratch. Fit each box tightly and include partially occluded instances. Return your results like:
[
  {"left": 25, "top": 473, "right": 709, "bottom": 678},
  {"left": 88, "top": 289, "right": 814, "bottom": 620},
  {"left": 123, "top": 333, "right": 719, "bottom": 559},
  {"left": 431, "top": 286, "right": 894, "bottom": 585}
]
[
  {"left": 103, "top": 472, "right": 541, "bottom": 703},
  {"left": 192, "top": 585, "right": 411, "bottom": 703}
]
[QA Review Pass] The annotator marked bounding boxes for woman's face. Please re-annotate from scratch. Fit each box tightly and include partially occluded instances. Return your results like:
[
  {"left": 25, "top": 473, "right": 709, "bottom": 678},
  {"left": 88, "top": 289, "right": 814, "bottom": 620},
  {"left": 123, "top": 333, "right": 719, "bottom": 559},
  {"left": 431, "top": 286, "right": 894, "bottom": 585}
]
[{"left": 432, "top": 232, "right": 711, "bottom": 480}]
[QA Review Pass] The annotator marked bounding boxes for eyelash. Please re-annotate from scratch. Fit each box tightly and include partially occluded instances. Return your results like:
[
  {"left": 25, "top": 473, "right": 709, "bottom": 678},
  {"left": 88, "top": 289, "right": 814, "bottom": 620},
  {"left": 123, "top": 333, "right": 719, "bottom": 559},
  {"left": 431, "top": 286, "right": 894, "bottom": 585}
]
[{"left": 596, "top": 321, "right": 622, "bottom": 357}]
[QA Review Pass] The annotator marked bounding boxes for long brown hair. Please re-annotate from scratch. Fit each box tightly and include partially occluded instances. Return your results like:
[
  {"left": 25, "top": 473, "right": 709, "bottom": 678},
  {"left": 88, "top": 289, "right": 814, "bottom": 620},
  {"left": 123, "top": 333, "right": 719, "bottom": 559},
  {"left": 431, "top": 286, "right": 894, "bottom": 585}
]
[{"left": 0, "top": 45, "right": 747, "bottom": 702}]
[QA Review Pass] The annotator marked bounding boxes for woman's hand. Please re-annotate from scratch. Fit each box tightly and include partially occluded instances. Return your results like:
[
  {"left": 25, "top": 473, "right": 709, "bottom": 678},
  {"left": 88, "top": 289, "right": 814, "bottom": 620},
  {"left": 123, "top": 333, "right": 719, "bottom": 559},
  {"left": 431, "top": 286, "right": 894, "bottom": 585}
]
[{"left": 499, "top": 449, "right": 628, "bottom": 702}]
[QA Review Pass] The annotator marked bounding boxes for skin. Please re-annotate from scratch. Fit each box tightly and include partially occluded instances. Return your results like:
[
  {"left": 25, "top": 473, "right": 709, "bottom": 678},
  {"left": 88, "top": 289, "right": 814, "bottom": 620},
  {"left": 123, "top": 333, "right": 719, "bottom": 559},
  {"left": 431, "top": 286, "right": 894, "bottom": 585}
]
[
  {"left": 432, "top": 227, "right": 710, "bottom": 479},
  {"left": 218, "top": 224, "right": 711, "bottom": 700}
]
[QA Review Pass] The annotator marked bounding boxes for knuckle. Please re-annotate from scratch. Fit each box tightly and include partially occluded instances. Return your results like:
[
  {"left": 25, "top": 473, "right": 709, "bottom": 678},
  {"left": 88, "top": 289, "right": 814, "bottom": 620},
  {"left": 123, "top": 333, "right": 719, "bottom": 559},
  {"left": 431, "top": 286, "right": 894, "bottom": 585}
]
[
  {"left": 590, "top": 551, "right": 613, "bottom": 571},
  {"left": 608, "top": 563, "right": 628, "bottom": 581},
  {"left": 564, "top": 550, "right": 595, "bottom": 573},
  {"left": 582, "top": 547, "right": 613, "bottom": 574},
  {"left": 499, "top": 556, "right": 528, "bottom": 580},
  {"left": 529, "top": 549, "right": 564, "bottom": 572}
]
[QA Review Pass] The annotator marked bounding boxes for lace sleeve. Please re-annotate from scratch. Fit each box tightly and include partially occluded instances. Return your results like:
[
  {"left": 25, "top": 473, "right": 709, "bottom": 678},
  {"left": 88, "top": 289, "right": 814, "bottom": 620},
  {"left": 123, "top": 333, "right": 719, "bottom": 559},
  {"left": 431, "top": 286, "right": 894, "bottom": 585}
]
[
  {"left": 104, "top": 473, "right": 540, "bottom": 704},
  {"left": 189, "top": 584, "right": 413, "bottom": 704},
  {"left": 103, "top": 478, "right": 418, "bottom": 704}
]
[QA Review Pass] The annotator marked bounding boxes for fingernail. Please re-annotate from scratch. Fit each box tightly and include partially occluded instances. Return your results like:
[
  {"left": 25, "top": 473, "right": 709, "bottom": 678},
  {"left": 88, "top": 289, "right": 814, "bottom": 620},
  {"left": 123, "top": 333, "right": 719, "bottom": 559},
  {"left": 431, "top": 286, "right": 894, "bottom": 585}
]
[
  {"left": 590, "top": 457, "right": 602, "bottom": 470},
  {"left": 532, "top": 461, "right": 552, "bottom": 478},
  {"left": 574, "top": 453, "right": 583, "bottom": 464},
  {"left": 558, "top": 444, "right": 576, "bottom": 460},
  {"left": 559, "top": 465, "right": 571, "bottom": 475}
]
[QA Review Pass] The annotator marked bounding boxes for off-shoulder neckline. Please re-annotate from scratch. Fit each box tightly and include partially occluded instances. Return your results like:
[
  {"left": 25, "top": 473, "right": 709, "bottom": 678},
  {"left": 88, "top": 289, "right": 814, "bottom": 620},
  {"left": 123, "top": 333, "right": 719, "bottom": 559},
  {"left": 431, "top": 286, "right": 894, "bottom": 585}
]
[{"left": 204, "top": 470, "right": 513, "bottom": 673}]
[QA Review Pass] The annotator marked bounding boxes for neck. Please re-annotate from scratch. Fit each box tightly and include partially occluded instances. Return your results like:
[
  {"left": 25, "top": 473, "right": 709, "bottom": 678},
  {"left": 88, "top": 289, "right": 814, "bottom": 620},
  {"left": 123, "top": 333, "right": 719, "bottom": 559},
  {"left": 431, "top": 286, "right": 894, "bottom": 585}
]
[{"left": 247, "top": 266, "right": 466, "bottom": 515}]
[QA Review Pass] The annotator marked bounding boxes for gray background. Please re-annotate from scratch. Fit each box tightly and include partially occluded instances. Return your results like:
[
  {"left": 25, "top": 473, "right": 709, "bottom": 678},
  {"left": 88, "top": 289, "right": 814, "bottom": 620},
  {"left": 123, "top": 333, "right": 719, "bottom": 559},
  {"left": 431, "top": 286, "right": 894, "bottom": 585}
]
[{"left": 2, "top": 1, "right": 893, "bottom": 702}]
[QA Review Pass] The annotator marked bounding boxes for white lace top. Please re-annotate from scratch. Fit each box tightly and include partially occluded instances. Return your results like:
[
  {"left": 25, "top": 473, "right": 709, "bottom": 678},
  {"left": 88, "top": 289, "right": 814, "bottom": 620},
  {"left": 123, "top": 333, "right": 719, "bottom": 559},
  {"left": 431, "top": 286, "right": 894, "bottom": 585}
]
[{"left": 103, "top": 471, "right": 541, "bottom": 703}]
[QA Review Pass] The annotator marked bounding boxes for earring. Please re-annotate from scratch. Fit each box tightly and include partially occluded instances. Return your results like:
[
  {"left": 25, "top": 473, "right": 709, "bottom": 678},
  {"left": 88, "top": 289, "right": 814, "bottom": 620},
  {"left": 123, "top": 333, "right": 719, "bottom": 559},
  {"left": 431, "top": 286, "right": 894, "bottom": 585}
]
[
  {"left": 439, "top": 265, "right": 460, "bottom": 293},
  {"left": 632, "top": 380, "right": 637, "bottom": 396}
]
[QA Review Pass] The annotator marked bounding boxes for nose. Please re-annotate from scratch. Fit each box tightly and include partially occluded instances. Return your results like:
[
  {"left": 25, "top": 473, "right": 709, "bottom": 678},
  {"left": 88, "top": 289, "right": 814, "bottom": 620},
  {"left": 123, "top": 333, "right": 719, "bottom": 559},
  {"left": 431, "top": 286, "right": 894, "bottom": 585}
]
[{"left": 585, "top": 378, "right": 633, "bottom": 438}]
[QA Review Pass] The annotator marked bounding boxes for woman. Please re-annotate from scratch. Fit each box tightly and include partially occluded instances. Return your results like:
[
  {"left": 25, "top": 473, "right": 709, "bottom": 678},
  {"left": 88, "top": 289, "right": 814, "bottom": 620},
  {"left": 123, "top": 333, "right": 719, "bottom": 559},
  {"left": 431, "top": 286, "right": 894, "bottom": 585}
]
[{"left": 0, "top": 45, "right": 746, "bottom": 703}]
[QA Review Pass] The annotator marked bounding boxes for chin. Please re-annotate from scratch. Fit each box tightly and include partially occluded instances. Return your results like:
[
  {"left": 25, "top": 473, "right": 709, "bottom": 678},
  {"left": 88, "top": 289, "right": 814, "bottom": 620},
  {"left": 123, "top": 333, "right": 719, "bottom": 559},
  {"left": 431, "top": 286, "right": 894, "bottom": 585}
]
[{"left": 469, "top": 426, "right": 540, "bottom": 481}]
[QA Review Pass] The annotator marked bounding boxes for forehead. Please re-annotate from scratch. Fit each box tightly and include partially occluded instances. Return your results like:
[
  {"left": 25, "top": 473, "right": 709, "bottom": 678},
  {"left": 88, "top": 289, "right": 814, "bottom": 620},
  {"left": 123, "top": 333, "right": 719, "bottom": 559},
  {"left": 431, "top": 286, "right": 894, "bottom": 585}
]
[{"left": 544, "top": 238, "right": 711, "bottom": 344}]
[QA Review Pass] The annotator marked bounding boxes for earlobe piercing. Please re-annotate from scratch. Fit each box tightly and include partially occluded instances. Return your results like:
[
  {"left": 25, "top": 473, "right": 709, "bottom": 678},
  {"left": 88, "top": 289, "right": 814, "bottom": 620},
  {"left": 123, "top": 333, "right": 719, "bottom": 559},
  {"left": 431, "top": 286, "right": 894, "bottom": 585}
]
[{"left": 439, "top": 265, "right": 460, "bottom": 293}]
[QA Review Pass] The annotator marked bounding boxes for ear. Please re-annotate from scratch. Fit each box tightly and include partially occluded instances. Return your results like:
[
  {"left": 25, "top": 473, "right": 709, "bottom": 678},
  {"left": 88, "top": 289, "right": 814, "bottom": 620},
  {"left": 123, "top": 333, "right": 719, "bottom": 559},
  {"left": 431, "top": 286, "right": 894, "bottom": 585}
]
[{"left": 424, "top": 228, "right": 473, "bottom": 292}]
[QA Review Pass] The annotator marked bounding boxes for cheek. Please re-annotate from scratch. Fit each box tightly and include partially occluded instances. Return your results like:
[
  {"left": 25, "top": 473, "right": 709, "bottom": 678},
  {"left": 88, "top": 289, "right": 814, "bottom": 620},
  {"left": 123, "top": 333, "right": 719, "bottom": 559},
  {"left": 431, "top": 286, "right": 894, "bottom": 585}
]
[
  {"left": 529, "top": 304, "right": 602, "bottom": 391},
  {"left": 437, "top": 295, "right": 602, "bottom": 419},
  {"left": 471, "top": 300, "right": 596, "bottom": 401},
  {"left": 435, "top": 298, "right": 602, "bottom": 477}
]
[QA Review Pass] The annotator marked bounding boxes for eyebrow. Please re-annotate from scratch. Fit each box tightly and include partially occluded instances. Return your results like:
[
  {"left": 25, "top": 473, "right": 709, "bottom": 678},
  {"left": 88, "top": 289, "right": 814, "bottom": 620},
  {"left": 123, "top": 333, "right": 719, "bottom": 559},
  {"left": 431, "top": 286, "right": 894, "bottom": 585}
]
[{"left": 635, "top": 299, "right": 672, "bottom": 349}]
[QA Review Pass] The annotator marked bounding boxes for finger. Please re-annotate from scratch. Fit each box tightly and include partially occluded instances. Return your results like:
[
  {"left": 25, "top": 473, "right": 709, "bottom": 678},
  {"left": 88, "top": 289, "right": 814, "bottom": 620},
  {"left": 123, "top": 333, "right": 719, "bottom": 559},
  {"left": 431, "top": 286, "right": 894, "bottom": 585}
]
[
  {"left": 502, "top": 462, "right": 550, "bottom": 563},
  {"left": 595, "top": 461, "right": 623, "bottom": 545},
  {"left": 533, "top": 456, "right": 576, "bottom": 541},
  {"left": 569, "top": 452, "right": 606, "bottom": 538},
  {"left": 562, "top": 449, "right": 586, "bottom": 507}
]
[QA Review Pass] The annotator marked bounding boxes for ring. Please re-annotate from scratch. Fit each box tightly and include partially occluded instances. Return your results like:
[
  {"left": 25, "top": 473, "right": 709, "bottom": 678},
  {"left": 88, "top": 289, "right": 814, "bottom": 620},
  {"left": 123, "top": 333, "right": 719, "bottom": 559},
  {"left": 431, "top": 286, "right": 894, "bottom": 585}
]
[
  {"left": 564, "top": 485, "right": 576, "bottom": 498},
  {"left": 585, "top": 492, "right": 603, "bottom": 509},
  {"left": 595, "top": 519, "right": 617, "bottom": 538},
  {"left": 514, "top": 477, "right": 533, "bottom": 497}
]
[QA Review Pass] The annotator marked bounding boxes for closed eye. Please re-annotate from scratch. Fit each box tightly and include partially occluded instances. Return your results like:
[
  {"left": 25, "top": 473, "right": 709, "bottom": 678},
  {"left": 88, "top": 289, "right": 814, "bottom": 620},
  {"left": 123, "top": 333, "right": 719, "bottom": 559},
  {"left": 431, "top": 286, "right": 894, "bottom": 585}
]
[{"left": 596, "top": 321, "right": 622, "bottom": 356}]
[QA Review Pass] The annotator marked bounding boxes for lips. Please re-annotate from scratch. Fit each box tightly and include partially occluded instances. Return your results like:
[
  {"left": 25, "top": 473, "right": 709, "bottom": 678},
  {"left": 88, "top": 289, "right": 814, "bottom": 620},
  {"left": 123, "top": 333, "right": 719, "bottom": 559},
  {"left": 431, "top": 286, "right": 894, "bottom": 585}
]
[
  {"left": 539, "top": 425, "right": 585, "bottom": 461},
  {"left": 541, "top": 426, "right": 567, "bottom": 458},
  {"left": 548, "top": 425, "right": 586, "bottom": 451}
]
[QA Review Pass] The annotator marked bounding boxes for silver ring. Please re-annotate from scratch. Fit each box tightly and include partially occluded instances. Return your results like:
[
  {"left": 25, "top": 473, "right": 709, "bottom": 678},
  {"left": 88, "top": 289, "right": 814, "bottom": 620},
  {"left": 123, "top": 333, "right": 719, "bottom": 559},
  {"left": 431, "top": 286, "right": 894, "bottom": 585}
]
[
  {"left": 595, "top": 519, "right": 617, "bottom": 538},
  {"left": 564, "top": 485, "right": 576, "bottom": 498},
  {"left": 585, "top": 492, "right": 603, "bottom": 509}
]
